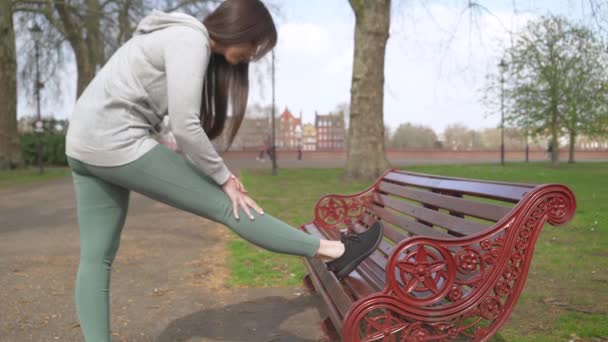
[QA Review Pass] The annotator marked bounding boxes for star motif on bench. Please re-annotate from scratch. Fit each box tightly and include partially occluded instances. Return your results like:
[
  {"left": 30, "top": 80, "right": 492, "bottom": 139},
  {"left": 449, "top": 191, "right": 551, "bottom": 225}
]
[
  {"left": 362, "top": 309, "right": 409, "bottom": 341},
  {"left": 320, "top": 197, "right": 345, "bottom": 224},
  {"left": 398, "top": 245, "right": 447, "bottom": 294}
]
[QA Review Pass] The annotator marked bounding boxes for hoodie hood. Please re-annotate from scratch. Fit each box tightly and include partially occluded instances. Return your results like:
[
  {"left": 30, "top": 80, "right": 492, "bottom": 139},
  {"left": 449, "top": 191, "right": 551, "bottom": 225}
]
[{"left": 134, "top": 9, "right": 208, "bottom": 37}]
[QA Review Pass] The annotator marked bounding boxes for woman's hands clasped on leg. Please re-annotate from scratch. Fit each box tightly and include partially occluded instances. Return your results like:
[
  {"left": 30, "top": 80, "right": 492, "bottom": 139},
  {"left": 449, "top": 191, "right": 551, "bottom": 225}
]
[{"left": 221, "top": 173, "right": 264, "bottom": 221}]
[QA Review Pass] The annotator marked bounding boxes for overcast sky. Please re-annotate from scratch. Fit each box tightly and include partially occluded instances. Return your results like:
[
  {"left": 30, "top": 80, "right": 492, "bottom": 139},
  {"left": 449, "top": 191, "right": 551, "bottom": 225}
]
[{"left": 17, "top": 0, "right": 596, "bottom": 134}]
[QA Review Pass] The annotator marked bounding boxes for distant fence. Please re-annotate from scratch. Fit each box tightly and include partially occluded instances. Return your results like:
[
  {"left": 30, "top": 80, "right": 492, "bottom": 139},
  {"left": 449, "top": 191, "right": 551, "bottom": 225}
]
[{"left": 222, "top": 148, "right": 608, "bottom": 161}]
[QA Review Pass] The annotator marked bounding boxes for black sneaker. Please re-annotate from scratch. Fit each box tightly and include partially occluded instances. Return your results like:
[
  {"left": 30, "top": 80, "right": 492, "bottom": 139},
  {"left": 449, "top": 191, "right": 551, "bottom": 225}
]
[{"left": 325, "top": 221, "right": 384, "bottom": 279}]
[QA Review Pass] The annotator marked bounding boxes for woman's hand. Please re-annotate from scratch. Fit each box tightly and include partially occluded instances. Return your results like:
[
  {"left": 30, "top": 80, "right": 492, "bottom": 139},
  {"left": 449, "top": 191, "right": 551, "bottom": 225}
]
[
  {"left": 221, "top": 174, "right": 264, "bottom": 220},
  {"left": 158, "top": 133, "right": 182, "bottom": 154}
]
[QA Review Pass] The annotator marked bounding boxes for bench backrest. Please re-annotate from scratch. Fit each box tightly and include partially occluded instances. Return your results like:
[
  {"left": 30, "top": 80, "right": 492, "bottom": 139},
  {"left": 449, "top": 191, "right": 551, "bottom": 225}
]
[{"left": 350, "top": 169, "right": 538, "bottom": 250}]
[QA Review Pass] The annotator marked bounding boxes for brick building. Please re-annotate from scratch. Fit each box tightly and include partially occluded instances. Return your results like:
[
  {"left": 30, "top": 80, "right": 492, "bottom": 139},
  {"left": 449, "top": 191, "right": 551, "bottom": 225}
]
[
  {"left": 228, "top": 116, "right": 270, "bottom": 150},
  {"left": 276, "top": 107, "right": 302, "bottom": 149},
  {"left": 314, "top": 111, "right": 345, "bottom": 150}
]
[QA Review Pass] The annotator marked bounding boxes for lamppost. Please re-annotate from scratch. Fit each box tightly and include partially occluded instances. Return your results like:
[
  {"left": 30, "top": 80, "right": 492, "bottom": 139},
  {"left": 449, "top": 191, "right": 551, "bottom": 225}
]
[
  {"left": 498, "top": 58, "right": 507, "bottom": 166},
  {"left": 295, "top": 125, "right": 302, "bottom": 160},
  {"left": 270, "top": 49, "right": 277, "bottom": 175},
  {"left": 524, "top": 112, "right": 529, "bottom": 163},
  {"left": 30, "top": 21, "right": 44, "bottom": 174}
]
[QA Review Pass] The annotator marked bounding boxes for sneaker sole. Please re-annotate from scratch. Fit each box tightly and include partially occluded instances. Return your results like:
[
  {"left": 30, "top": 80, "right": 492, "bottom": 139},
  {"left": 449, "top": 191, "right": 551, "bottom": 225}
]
[{"left": 334, "top": 222, "right": 384, "bottom": 279}]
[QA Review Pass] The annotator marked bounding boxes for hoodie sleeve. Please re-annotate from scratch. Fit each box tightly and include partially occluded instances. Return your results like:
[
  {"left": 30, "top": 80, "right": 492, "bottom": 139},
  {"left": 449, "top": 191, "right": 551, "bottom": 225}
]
[{"left": 163, "top": 26, "right": 231, "bottom": 186}]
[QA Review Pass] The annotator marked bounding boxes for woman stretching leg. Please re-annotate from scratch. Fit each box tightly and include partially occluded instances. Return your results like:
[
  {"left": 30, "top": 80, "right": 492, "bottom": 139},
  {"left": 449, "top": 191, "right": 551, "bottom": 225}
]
[{"left": 64, "top": 1, "right": 382, "bottom": 340}]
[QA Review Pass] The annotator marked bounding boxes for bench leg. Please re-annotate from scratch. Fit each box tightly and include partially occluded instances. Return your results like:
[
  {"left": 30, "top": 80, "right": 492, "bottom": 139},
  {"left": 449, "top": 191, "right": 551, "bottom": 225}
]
[
  {"left": 302, "top": 274, "right": 316, "bottom": 294},
  {"left": 320, "top": 317, "right": 340, "bottom": 342}
]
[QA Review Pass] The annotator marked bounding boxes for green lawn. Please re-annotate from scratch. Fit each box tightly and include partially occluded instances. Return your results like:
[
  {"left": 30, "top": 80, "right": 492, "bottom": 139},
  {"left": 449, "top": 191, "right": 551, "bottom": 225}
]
[
  {"left": 232, "top": 162, "right": 607, "bottom": 341},
  {"left": 0, "top": 166, "right": 71, "bottom": 188}
]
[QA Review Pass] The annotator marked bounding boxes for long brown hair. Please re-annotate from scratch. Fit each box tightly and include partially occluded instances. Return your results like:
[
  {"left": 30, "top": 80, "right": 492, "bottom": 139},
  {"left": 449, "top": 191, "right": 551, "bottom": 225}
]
[{"left": 201, "top": 0, "right": 277, "bottom": 151}]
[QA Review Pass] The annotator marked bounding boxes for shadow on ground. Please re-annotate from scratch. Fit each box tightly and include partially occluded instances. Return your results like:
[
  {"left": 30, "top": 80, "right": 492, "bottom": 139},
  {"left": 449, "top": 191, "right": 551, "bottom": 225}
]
[{"left": 157, "top": 294, "right": 324, "bottom": 342}]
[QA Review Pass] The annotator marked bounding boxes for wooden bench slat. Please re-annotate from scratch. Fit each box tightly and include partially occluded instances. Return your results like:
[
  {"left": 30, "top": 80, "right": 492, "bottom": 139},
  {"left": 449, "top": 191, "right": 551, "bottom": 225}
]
[
  {"left": 302, "top": 260, "right": 344, "bottom": 331},
  {"left": 308, "top": 258, "right": 354, "bottom": 315},
  {"left": 358, "top": 213, "right": 411, "bottom": 244},
  {"left": 384, "top": 171, "right": 534, "bottom": 203},
  {"left": 341, "top": 269, "right": 379, "bottom": 297},
  {"left": 370, "top": 204, "right": 454, "bottom": 240},
  {"left": 391, "top": 169, "right": 538, "bottom": 188},
  {"left": 373, "top": 193, "right": 490, "bottom": 236},
  {"left": 377, "top": 181, "right": 513, "bottom": 222}
]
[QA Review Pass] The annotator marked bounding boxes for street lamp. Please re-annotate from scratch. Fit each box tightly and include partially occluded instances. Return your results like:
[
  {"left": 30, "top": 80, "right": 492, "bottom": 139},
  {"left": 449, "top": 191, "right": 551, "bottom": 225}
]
[
  {"left": 295, "top": 125, "right": 302, "bottom": 160},
  {"left": 30, "top": 21, "right": 44, "bottom": 174},
  {"left": 524, "top": 112, "right": 529, "bottom": 163},
  {"left": 498, "top": 58, "right": 507, "bottom": 166},
  {"left": 270, "top": 49, "right": 277, "bottom": 175}
]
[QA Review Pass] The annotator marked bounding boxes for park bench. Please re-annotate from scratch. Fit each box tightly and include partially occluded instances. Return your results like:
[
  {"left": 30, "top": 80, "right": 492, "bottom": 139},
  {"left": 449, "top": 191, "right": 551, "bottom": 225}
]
[{"left": 299, "top": 168, "right": 576, "bottom": 341}]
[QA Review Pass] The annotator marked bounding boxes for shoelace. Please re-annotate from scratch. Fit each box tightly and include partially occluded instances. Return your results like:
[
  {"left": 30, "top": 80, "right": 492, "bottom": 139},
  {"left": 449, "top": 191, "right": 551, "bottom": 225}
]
[{"left": 342, "top": 233, "right": 362, "bottom": 248}]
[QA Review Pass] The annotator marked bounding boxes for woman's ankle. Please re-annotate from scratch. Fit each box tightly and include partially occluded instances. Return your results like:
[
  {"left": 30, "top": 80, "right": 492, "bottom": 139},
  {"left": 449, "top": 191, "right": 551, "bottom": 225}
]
[{"left": 315, "top": 240, "right": 345, "bottom": 261}]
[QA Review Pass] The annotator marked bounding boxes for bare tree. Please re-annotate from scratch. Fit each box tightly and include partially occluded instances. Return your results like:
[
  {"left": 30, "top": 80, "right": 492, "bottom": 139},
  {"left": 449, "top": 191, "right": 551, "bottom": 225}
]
[
  {"left": 0, "top": 0, "right": 236, "bottom": 170},
  {"left": 443, "top": 123, "right": 477, "bottom": 150},
  {"left": 391, "top": 123, "right": 438, "bottom": 148},
  {"left": 0, "top": 0, "right": 23, "bottom": 169}
]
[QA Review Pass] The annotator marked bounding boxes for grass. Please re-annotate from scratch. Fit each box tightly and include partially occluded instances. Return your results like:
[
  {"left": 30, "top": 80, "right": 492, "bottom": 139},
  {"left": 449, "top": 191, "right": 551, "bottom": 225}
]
[
  {"left": 231, "top": 161, "right": 607, "bottom": 341},
  {"left": 0, "top": 166, "right": 71, "bottom": 188}
]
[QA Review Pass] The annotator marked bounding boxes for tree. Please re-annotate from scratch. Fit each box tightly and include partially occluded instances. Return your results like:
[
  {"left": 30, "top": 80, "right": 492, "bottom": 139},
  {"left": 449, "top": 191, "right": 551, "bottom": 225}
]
[
  {"left": 442, "top": 123, "right": 479, "bottom": 150},
  {"left": 561, "top": 26, "right": 608, "bottom": 162},
  {"left": 1, "top": 1, "right": 224, "bottom": 170},
  {"left": 343, "top": 1, "right": 608, "bottom": 177},
  {"left": 384, "top": 124, "right": 392, "bottom": 148},
  {"left": 478, "top": 127, "right": 539, "bottom": 150},
  {"left": 12, "top": 1, "right": 220, "bottom": 98},
  {"left": 390, "top": 123, "right": 438, "bottom": 148},
  {"left": 344, "top": 0, "right": 391, "bottom": 181},
  {"left": 334, "top": 102, "right": 350, "bottom": 130},
  {"left": 0, "top": 0, "right": 23, "bottom": 169},
  {"left": 488, "top": 16, "right": 608, "bottom": 166}
]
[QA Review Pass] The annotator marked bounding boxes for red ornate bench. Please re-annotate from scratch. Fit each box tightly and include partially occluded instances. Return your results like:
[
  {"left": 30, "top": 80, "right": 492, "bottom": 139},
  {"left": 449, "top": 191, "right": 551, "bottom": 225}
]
[{"left": 299, "top": 168, "right": 576, "bottom": 341}]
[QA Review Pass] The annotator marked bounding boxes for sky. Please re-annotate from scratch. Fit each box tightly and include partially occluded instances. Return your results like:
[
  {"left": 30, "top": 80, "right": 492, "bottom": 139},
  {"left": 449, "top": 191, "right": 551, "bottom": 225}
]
[{"left": 16, "top": 0, "right": 597, "bottom": 135}]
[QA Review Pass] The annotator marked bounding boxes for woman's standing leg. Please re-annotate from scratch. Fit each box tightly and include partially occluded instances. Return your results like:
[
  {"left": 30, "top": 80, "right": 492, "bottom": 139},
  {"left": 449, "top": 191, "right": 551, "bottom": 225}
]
[
  {"left": 77, "top": 143, "right": 322, "bottom": 258},
  {"left": 68, "top": 157, "right": 130, "bottom": 342}
]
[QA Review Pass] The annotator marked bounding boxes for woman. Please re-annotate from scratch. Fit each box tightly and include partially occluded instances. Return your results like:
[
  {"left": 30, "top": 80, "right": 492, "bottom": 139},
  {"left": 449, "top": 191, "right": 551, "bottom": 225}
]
[{"left": 65, "top": 0, "right": 383, "bottom": 340}]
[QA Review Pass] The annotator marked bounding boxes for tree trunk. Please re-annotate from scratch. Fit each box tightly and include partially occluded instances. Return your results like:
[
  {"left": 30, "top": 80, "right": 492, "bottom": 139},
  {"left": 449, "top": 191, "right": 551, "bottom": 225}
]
[
  {"left": 568, "top": 130, "right": 576, "bottom": 163},
  {"left": 344, "top": 0, "right": 391, "bottom": 181},
  {"left": 0, "top": 1, "right": 24, "bottom": 169},
  {"left": 75, "top": 49, "right": 97, "bottom": 97},
  {"left": 550, "top": 110, "right": 559, "bottom": 167},
  {"left": 118, "top": 0, "right": 134, "bottom": 44},
  {"left": 55, "top": 0, "right": 102, "bottom": 97},
  {"left": 549, "top": 76, "right": 560, "bottom": 167}
]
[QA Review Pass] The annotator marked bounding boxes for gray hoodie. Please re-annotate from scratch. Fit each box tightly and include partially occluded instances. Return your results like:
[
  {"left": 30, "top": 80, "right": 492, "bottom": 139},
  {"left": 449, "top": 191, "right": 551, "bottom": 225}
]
[{"left": 65, "top": 9, "right": 231, "bottom": 186}]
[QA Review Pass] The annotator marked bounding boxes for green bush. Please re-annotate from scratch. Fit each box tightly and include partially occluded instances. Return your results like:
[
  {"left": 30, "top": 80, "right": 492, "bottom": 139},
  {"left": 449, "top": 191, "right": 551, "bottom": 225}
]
[{"left": 19, "top": 133, "right": 67, "bottom": 166}]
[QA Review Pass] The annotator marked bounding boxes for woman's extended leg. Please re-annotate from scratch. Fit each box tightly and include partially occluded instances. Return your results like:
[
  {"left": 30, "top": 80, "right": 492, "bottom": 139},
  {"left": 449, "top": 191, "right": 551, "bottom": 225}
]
[
  {"left": 67, "top": 157, "right": 130, "bottom": 342},
  {"left": 70, "top": 143, "right": 328, "bottom": 259}
]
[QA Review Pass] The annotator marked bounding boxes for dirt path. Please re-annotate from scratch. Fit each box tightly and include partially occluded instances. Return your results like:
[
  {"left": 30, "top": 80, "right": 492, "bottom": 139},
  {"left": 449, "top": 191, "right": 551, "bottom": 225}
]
[{"left": 0, "top": 170, "right": 328, "bottom": 341}]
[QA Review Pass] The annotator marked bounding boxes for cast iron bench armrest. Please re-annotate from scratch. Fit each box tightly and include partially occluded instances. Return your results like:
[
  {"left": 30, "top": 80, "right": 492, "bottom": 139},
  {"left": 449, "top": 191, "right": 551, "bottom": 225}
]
[{"left": 339, "top": 184, "right": 576, "bottom": 341}]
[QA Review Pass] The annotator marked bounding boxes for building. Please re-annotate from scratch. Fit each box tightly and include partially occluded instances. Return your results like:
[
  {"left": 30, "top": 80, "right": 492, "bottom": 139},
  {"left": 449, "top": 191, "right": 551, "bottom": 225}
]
[
  {"left": 315, "top": 111, "right": 345, "bottom": 150},
  {"left": 208, "top": 106, "right": 346, "bottom": 152},
  {"left": 229, "top": 116, "right": 270, "bottom": 150},
  {"left": 302, "top": 123, "right": 317, "bottom": 151},
  {"left": 276, "top": 107, "right": 302, "bottom": 149}
]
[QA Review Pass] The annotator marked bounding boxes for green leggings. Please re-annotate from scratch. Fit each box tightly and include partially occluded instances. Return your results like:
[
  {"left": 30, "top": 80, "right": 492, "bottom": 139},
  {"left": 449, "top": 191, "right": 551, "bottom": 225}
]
[{"left": 67, "top": 143, "right": 321, "bottom": 341}]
